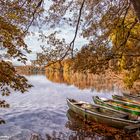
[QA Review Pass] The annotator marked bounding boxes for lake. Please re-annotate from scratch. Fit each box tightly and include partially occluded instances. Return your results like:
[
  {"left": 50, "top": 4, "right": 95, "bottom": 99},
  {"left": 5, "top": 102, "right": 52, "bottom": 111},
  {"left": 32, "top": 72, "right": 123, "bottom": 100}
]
[{"left": 0, "top": 73, "right": 137, "bottom": 139}]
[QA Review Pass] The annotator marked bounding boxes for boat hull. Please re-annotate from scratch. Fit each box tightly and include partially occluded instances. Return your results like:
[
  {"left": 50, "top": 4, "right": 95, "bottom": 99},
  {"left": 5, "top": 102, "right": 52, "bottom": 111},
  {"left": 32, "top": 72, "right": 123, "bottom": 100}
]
[
  {"left": 112, "top": 95, "right": 140, "bottom": 105},
  {"left": 123, "top": 93, "right": 140, "bottom": 102},
  {"left": 93, "top": 96, "right": 140, "bottom": 116},
  {"left": 67, "top": 98, "right": 140, "bottom": 129}
]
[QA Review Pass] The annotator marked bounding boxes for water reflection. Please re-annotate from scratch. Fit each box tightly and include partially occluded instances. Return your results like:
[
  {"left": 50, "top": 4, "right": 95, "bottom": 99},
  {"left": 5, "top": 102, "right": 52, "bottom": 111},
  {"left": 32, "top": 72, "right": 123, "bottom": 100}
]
[
  {"left": 66, "top": 109, "right": 113, "bottom": 140},
  {"left": 45, "top": 71, "right": 122, "bottom": 92},
  {"left": 66, "top": 109, "right": 138, "bottom": 140},
  {"left": 29, "top": 130, "right": 111, "bottom": 140},
  {"left": 0, "top": 75, "right": 137, "bottom": 140}
]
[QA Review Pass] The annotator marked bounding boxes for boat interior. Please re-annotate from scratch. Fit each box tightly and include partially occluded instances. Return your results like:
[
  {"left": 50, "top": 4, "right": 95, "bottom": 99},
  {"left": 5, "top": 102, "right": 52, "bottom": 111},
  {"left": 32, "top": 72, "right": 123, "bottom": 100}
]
[
  {"left": 69, "top": 99, "right": 132, "bottom": 120},
  {"left": 97, "top": 97, "right": 140, "bottom": 111}
]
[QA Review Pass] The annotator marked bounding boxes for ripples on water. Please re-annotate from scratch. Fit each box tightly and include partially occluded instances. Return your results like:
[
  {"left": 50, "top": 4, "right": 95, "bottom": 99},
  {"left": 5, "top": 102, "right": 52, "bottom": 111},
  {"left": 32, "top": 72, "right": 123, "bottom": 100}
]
[{"left": 0, "top": 75, "right": 133, "bottom": 139}]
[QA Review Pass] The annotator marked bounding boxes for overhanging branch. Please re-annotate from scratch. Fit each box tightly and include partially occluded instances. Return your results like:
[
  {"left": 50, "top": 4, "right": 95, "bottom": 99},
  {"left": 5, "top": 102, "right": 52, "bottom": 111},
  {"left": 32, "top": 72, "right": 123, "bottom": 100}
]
[
  {"left": 70, "top": 0, "right": 86, "bottom": 58},
  {"left": 24, "top": 0, "right": 44, "bottom": 33}
]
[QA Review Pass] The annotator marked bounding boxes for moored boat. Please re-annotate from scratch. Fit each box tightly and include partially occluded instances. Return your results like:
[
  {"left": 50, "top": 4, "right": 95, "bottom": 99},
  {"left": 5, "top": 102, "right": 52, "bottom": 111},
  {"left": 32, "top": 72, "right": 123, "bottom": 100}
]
[
  {"left": 67, "top": 98, "right": 140, "bottom": 128},
  {"left": 112, "top": 95, "right": 140, "bottom": 105},
  {"left": 93, "top": 96, "right": 140, "bottom": 116},
  {"left": 123, "top": 93, "right": 140, "bottom": 101}
]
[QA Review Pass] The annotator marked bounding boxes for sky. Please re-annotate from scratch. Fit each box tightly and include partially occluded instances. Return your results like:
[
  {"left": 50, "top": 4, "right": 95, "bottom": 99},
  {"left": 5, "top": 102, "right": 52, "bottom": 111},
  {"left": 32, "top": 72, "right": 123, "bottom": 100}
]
[
  {"left": 2, "top": 0, "right": 88, "bottom": 66},
  {"left": 25, "top": 24, "right": 87, "bottom": 62}
]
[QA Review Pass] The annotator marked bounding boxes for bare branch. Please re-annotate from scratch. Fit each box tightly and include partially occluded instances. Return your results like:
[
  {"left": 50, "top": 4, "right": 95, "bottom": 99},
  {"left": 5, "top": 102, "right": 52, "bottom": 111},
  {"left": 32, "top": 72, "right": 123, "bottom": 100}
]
[
  {"left": 69, "top": 0, "right": 86, "bottom": 58},
  {"left": 24, "top": 0, "right": 44, "bottom": 33}
]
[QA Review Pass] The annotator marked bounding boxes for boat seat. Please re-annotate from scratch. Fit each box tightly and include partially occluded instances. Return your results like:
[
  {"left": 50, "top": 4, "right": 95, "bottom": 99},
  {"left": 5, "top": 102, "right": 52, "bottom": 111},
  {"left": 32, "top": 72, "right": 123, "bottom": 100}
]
[
  {"left": 92, "top": 106, "right": 100, "bottom": 109},
  {"left": 81, "top": 104, "right": 100, "bottom": 110},
  {"left": 118, "top": 114, "right": 129, "bottom": 119},
  {"left": 73, "top": 102, "right": 84, "bottom": 105}
]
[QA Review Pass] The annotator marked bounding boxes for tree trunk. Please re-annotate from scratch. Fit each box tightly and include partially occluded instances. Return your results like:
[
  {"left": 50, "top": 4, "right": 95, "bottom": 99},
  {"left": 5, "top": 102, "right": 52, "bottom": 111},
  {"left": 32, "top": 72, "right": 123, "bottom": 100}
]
[{"left": 130, "top": 0, "right": 140, "bottom": 21}]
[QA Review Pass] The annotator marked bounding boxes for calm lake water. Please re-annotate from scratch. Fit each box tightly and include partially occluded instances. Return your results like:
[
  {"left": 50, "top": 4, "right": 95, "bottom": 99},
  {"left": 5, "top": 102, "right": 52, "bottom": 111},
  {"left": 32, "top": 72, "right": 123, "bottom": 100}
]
[{"left": 0, "top": 74, "right": 136, "bottom": 140}]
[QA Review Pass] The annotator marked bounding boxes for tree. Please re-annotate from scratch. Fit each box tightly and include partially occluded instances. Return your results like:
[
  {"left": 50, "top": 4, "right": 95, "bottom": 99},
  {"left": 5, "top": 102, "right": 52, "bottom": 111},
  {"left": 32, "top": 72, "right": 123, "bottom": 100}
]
[
  {"left": 130, "top": 0, "right": 140, "bottom": 21},
  {"left": 40, "top": 0, "right": 140, "bottom": 88},
  {"left": 0, "top": 0, "right": 44, "bottom": 107},
  {"left": 1, "top": 0, "right": 140, "bottom": 101}
]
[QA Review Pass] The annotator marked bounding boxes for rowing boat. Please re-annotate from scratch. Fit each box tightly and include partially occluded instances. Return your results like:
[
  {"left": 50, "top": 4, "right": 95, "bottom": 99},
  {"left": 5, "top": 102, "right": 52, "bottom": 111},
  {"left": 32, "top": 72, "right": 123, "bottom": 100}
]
[
  {"left": 123, "top": 93, "right": 140, "bottom": 101},
  {"left": 94, "top": 96, "right": 140, "bottom": 109},
  {"left": 67, "top": 98, "right": 140, "bottom": 128},
  {"left": 93, "top": 96, "right": 140, "bottom": 116},
  {"left": 112, "top": 95, "right": 140, "bottom": 105}
]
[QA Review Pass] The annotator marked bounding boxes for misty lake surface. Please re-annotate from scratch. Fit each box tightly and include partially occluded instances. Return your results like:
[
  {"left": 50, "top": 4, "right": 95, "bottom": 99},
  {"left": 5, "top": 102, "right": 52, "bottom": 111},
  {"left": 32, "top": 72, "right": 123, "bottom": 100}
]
[{"left": 0, "top": 74, "right": 123, "bottom": 140}]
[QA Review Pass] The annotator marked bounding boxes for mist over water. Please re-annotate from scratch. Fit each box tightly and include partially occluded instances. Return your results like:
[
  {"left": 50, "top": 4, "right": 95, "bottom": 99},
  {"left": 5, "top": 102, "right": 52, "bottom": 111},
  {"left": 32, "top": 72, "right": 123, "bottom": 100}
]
[{"left": 0, "top": 75, "right": 121, "bottom": 139}]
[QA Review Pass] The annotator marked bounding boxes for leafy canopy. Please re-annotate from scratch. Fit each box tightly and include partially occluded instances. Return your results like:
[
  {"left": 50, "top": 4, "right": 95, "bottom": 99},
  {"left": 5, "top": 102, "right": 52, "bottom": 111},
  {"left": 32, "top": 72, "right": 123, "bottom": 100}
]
[
  {"left": 0, "top": 0, "right": 44, "bottom": 107},
  {"left": 37, "top": 0, "right": 140, "bottom": 88},
  {"left": 1, "top": 0, "right": 140, "bottom": 103}
]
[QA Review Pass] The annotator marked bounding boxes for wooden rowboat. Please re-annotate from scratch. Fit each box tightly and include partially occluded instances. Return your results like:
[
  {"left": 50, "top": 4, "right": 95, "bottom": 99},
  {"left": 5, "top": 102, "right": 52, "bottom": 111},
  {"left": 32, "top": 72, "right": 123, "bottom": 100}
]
[
  {"left": 112, "top": 95, "right": 140, "bottom": 105},
  {"left": 93, "top": 96, "right": 140, "bottom": 116},
  {"left": 67, "top": 98, "right": 140, "bottom": 128},
  {"left": 94, "top": 95, "right": 140, "bottom": 109},
  {"left": 123, "top": 93, "right": 140, "bottom": 101},
  {"left": 123, "top": 92, "right": 140, "bottom": 97}
]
